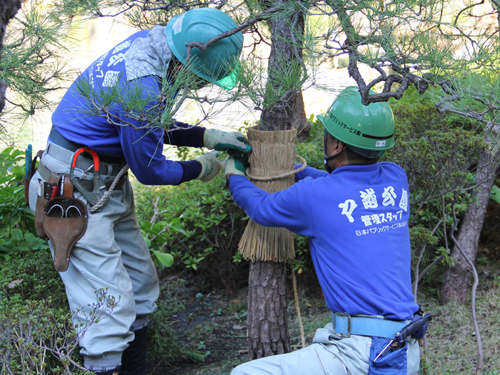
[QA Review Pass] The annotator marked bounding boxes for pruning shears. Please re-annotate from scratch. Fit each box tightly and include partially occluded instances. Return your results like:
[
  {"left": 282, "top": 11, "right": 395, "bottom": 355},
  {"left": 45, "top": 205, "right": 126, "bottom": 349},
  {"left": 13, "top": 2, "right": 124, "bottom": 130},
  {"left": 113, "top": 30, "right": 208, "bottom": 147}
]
[
  {"left": 374, "top": 314, "right": 432, "bottom": 362},
  {"left": 69, "top": 147, "right": 106, "bottom": 206}
]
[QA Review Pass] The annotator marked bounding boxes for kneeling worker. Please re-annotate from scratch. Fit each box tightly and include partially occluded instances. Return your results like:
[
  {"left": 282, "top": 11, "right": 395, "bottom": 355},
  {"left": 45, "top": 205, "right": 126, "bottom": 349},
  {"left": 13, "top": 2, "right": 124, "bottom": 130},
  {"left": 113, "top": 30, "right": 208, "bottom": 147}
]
[{"left": 225, "top": 86, "right": 426, "bottom": 375}]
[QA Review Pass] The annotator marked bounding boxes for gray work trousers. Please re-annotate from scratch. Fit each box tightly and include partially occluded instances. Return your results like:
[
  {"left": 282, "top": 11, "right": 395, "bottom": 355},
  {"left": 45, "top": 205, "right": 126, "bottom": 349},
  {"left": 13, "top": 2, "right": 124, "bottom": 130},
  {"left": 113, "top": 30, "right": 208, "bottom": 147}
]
[
  {"left": 231, "top": 323, "right": 420, "bottom": 375},
  {"left": 29, "top": 144, "right": 159, "bottom": 371}
]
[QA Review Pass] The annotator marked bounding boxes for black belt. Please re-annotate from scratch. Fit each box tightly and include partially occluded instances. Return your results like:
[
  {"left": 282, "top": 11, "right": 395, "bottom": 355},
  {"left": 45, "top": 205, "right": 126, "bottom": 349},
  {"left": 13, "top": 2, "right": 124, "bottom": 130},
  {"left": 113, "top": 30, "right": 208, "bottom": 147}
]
[{"left": 49, "top": 126, "right": 124, "bottom": 165}]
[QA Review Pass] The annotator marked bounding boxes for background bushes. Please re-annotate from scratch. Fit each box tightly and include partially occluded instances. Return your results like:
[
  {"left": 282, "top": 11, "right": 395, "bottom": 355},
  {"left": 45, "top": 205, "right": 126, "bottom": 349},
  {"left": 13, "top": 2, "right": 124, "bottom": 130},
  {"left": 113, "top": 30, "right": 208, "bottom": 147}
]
[{"left": 0, "top": 87, "right": 496, "bottom": 372}]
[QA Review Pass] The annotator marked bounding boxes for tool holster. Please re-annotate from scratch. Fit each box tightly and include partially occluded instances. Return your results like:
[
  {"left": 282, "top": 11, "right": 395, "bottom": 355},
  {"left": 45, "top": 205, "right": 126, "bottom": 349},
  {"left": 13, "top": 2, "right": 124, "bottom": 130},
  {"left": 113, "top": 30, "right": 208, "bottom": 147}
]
[{"left": 43, "top": 193, "right": 88, "bottom": 272}]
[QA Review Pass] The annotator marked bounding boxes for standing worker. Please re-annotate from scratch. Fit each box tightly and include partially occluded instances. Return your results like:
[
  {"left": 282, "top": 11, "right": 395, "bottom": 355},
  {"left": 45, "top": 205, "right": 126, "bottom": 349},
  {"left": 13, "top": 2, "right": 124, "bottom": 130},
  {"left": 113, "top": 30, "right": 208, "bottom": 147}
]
[
  {"left": 28, "top": 8, "right": 250, "bottom": 375},
  {"left": 225, "top": 86, "right": 427, "bottom": 375}
]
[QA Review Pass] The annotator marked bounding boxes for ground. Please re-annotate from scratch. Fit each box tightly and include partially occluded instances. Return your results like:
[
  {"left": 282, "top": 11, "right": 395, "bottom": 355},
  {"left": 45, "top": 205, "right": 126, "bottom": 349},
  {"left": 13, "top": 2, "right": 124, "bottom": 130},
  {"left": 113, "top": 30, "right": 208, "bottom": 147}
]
[{"left": 145, "top": 201, "right": 500, "bottom": 375}]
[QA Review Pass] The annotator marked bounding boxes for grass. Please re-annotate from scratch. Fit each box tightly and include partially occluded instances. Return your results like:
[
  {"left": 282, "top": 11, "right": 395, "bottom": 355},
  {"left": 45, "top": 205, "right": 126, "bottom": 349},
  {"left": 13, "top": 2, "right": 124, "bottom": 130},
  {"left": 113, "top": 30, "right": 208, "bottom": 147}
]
[
  {"left": 157, "top": 277, "right": 500, "bottom": 375},
  {"left": 418, "top": 286, "right": 500, "bottom": 374}
]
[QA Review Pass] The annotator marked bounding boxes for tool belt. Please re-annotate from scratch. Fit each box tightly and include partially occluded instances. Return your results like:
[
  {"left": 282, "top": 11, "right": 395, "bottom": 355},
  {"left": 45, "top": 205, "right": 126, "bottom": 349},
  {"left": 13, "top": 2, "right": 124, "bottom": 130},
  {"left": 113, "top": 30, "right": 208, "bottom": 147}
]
[
  {"left": 332, "top": 312, "right": 411, "bottom": 339},
  {"left": 24, "top": 128, "right": 126, "bottom": 272}
]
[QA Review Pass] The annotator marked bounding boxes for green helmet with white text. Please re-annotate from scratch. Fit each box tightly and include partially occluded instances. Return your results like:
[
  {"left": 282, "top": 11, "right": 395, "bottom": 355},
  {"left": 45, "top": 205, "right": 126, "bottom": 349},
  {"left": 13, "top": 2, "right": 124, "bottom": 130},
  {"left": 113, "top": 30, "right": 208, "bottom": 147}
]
[
  {"left": 165, "top": 8, "right": 243, "bottom": 90},
  {"left": 317, "top": 86, "right": 395, "bottom": 158}
]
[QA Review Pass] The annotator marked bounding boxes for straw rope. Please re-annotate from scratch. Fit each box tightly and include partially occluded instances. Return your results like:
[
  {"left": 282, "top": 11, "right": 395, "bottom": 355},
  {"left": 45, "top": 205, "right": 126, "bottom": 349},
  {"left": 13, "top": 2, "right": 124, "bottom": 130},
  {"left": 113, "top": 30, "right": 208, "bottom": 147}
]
[
  {"left": 90, "top": 164, "right": 129, "bottom": 214},
  {"left": 246, "top": 156, "right": 307, "bottom": 182},
  {"left": 291, "top": 261, "right": 306, "bottom": 348}
]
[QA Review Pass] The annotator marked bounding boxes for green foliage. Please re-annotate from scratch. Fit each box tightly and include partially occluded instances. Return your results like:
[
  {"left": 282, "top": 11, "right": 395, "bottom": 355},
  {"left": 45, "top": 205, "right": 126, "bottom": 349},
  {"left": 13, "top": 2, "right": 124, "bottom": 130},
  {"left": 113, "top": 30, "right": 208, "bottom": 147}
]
[
  {"left": 491, "top": 184, "right": 500, "bottom": 205},
  {"left": 387, "top": 87, "right": 486, "bottom": 286},
  {"left": 0, "top": 147, "right": 38, "bottom": 262},
  {"left": 148, "top": 280, "right": 209, "bottom": 365},
  {"left": 0, "top": 235, "right": 64, "bottom": 311},
  {"left": 295, "top": 114, "right": 324, "bottom": 170},
  {"left": 1, "top": 1, "right": 73, "bottom": 136},
  {"left": 387, "top": 87, "right": 485, "bottom": 198},
  {"left": 0, "top": 299, "right": 89, "bottom": 375},
  {"left": 135, "top": 166, "right": 249, "bottom": 294}
]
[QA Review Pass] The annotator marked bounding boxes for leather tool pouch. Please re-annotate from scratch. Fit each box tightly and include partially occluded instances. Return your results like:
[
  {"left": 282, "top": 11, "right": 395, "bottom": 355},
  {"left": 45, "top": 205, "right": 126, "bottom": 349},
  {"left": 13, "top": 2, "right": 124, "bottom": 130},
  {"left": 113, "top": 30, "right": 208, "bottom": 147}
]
[
  {"left": 35, "top": 190, "right": 49, "bottom": 239},
  {"left": 43, "top": 195, "right": 88, "bottom": 272},
  {"left": 35, "top": 172, "right": 88, "bottom": 272}
]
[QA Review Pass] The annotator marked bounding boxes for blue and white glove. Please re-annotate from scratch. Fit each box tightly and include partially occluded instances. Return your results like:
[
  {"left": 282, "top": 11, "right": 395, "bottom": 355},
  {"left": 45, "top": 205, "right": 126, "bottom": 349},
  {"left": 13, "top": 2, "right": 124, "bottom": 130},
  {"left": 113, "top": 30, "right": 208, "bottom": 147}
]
[
  {"left": 195, "top": 151, "right": 223, "bottom": 182},
  {"left": 204, "top": 129, "right": 252, "bottom": 153}
]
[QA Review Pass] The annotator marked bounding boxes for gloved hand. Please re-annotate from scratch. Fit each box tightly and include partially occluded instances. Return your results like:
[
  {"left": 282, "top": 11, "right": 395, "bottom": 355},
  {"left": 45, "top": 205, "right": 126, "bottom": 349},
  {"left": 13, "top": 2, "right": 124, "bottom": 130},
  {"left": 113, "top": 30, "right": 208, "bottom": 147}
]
[
  {"left": 204, "top": 129, "right": 252, "bottom": 153},
  {"left": 224, "top": 151, "right": 249, "bottom": 180},
  {"left": 195, "top": 151, "right": 223, "bottom": 182}
]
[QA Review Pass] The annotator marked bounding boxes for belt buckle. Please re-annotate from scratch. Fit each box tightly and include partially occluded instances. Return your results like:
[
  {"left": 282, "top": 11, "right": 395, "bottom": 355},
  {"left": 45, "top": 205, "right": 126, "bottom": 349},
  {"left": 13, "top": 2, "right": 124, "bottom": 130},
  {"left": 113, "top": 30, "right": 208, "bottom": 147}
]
[{"left": 332, "top": 312, "right": 351, "bottom": 338}]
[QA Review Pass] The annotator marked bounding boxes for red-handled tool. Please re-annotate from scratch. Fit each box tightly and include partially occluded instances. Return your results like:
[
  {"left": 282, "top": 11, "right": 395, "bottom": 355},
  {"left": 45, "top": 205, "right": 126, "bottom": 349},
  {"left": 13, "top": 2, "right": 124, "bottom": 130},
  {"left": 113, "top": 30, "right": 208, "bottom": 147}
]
[{"left": 69, "top": 147, "right": 106, "bottom": 206}]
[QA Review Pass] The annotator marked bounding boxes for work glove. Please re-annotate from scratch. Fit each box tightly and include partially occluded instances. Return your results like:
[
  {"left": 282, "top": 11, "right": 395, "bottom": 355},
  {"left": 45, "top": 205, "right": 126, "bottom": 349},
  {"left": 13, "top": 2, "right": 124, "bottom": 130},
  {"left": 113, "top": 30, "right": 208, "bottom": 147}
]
[
  {"left": 195, "top": 151, "right": 223, "bottom": 182},
  {"left": 204, "top": 129, "right": 252, "bottom": 153},
  {"left": 224, "top": 151, "right": 249, "bottom": 180}
]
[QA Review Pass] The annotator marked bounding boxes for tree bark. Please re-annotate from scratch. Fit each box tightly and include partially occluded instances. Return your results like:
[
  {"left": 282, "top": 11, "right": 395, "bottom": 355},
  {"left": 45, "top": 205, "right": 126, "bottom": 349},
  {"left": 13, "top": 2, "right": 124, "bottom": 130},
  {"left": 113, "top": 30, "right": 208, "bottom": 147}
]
[
  {"left": 440, "top": 144, "right": 500, "bottom": 304},
  {"left": 0, "top": 0, "right": 21, "bottom": 113},
  {"left": 247, "top": 261, "right": 290, "bottom": 359},
  {"left": 259, "top": 1, "right": 301, "bottom": 131},
  {"left": 292, "top": 91, "right": 311, "bottom": 143}
]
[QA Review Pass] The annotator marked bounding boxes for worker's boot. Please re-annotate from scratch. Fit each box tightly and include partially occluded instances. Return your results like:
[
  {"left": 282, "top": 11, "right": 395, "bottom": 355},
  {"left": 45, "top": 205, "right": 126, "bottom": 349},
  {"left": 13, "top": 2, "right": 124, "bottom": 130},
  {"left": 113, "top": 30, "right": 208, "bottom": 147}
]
[{"left": 120, "top": 326, "right": 148, "bottom": 375}]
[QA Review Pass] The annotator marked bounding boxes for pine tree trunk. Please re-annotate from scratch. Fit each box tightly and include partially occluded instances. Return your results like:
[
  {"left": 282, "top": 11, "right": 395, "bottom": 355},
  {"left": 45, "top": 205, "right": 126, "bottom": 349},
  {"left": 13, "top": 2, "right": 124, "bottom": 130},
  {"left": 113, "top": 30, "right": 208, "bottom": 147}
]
[
  {"left": 0, "top": 0, "right": 21, "bottom": 113},
  {"left": 247, "top": 261, "right": 290, "bottom": 359},
  {"left": 440, "top": 144, "right": 500, "bottom": 304},
  {"left": 246, "top": 0, "right": 305, "bottom": 359},
  {"left": 293, "top": 92, "right": 311, "bottom": 143}
]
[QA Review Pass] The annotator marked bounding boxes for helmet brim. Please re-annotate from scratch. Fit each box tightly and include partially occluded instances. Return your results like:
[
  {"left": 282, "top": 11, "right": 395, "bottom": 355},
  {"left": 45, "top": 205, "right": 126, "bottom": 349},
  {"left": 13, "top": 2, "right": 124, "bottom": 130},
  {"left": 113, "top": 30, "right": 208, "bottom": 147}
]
[{"left": 165, "top": 12, "right": 241, "bottom": 91}]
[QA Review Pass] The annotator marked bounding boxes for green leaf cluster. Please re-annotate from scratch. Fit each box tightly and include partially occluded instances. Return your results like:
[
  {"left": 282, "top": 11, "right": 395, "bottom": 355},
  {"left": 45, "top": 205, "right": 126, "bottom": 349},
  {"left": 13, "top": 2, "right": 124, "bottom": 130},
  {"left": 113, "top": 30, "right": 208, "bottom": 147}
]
[
  {"left": 386, "top": 87, "right": 486, "bottom": 285},
  {"left": 135, "top": 171, "right": 250, "bottom": 294},
  {"left": 0, "top": 147, "right": 38, "bottom": 262},
  {"left": 1, "top": 2, "right": 74, "bottom": 138}
]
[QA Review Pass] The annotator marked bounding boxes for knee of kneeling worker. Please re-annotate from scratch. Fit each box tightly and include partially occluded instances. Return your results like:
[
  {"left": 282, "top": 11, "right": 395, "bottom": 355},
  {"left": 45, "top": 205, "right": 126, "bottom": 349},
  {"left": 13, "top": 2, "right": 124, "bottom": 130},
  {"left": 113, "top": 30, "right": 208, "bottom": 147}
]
[{"left": 230, "top": 363, "right": 251, "bottom": 375}]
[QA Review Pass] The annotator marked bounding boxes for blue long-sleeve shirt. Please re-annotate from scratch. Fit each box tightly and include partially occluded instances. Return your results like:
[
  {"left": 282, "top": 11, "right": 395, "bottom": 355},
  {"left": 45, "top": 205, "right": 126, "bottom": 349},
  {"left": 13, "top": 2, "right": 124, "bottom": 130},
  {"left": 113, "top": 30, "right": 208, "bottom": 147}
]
[
  {"left": 51, "top": 29, "right": 204, "bottom": 185},
  {"left": 230, "top": 162, "right": 419, "bottom": 320}
]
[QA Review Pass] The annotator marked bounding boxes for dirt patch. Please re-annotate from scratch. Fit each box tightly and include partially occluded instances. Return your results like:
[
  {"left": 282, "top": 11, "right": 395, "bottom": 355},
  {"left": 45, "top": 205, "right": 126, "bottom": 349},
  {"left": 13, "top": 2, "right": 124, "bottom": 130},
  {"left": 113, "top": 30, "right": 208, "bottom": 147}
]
[
  {"left": 146, "top": 276, "right": 250, "bottom": 375},
  {"left": 145, "top": 272, "right": 328, "bottom": 375}
]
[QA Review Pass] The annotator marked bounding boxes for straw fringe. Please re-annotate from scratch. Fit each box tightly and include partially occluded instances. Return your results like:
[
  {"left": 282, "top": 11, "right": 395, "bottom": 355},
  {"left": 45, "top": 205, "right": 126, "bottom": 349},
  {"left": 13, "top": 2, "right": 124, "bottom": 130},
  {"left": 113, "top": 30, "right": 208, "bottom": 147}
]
[{"left": 238, "top": 126, "right": 300, "bottom": 262}]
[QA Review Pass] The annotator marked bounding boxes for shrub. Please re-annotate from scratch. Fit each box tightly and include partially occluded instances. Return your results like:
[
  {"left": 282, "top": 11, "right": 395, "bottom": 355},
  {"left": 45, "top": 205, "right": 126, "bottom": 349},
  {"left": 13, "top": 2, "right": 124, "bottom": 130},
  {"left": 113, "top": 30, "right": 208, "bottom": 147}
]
[
  {"left": 387, "top": 87, "right": 486, "bottom": 291},
  {"left": 135, "top": 171, "right": 249, "bottom": 295},
  {"left": 0, "top": 147, "right": 37, "bottom": 261}
]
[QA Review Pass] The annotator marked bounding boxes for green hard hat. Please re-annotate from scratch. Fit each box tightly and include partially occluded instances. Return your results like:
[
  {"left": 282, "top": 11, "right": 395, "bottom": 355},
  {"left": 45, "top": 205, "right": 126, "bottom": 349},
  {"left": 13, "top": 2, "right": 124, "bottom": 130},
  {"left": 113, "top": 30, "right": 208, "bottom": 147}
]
[
  {"left": 166, "top": 8, "right": 243, "bottom": 90},
  {"left": 317, "top": 86, "right": 395, "bottom": 157}
]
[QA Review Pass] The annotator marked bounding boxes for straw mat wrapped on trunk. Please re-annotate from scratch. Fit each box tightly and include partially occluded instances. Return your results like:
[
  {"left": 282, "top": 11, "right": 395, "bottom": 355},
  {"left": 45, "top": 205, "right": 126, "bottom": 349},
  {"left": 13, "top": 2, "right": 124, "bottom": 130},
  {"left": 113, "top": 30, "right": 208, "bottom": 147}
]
[{"left": 238, "top": 126, "right": 306, "bottom": 262}]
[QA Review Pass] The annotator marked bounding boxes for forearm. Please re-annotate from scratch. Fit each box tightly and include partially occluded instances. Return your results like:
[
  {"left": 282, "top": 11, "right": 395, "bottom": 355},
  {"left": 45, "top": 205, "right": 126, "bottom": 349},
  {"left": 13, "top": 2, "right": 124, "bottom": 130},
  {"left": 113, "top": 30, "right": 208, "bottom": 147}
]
[
  {"left": 228, "top": 175, "right": 312, "bottom": 236},
  {"left": 164, "top": 120, "right": 205, "bottom": 148},
  {"left": 295, "top": 163, "right": 328, "bottom": 182}
]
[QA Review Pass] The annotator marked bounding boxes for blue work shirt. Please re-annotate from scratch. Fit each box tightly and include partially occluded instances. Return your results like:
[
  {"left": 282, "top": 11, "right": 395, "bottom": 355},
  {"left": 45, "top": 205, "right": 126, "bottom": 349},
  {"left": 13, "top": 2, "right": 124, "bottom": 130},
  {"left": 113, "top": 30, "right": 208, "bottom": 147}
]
[
  {"left": 52, "top": 29, "right": 205, "bottom": 185},
  {"left": 229, "top": 162, "right": 419, "bottom": 321}
]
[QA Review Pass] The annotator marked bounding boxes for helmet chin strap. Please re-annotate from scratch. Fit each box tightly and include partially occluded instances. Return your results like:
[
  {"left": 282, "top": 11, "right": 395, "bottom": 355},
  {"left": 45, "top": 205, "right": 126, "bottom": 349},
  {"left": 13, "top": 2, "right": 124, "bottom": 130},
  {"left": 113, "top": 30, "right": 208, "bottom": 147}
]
[
  {"left": 324, "top": 148, "right": 346, "bottom": 173},
  {"left": 323, "top": 130, "right": 346, "bottom": 173}
]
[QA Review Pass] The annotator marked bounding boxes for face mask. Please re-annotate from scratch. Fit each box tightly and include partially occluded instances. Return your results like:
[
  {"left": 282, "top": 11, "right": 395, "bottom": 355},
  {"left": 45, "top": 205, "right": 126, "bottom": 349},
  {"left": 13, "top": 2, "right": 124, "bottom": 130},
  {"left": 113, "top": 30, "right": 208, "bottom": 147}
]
[{"left": 323, "top": 130, "right": 346, "bottom": 173}]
